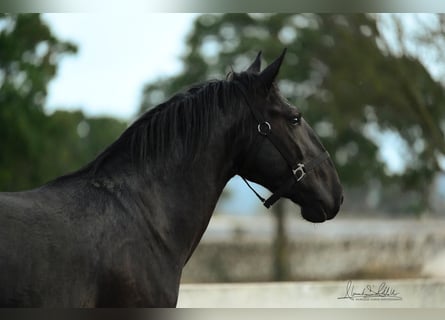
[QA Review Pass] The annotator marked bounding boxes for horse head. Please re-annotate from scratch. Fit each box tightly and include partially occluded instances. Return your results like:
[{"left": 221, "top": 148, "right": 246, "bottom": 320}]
[{"left": 235, "top": 50, "right": 343, "bottom": 223}]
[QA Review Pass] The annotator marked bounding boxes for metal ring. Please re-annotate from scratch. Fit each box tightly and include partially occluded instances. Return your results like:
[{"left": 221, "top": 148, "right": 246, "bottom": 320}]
[{"left": 257, "top": 122, "right": 271, "bottom": 136}]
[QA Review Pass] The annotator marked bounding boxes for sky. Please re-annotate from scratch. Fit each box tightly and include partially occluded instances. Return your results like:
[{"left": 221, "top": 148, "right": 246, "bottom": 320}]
[{"left": 43, "top": 13, "right": 199, "bottom": 120}]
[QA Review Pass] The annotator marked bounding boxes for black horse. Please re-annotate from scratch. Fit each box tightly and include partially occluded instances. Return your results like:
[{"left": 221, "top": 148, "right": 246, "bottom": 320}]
[{"left": 0, "top": 50, "right": 343, "bottom": 307}]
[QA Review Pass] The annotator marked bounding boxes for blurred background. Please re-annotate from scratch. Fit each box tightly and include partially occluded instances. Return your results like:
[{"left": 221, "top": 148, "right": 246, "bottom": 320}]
[{"left": 1, "top": 13, "right": 445, "bottom": 283}]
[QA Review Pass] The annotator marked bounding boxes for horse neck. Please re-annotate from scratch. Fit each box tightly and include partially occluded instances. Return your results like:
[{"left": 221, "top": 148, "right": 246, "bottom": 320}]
[
  {"left": 151, "top": 121, "right": 241, "bottom": 263},
  {"left": 96, "top": 109, "right": 244, "bottom": 266}
]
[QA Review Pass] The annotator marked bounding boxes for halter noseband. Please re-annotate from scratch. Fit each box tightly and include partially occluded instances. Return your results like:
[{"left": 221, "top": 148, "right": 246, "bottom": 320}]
[{"left": 240, "top": 98, "right": 330, "bottom": 209}]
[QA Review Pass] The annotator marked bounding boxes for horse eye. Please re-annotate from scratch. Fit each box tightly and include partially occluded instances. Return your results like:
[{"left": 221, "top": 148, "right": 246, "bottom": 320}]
[{"left": 290, "top": 115, "right": 301, "bottom": 126}]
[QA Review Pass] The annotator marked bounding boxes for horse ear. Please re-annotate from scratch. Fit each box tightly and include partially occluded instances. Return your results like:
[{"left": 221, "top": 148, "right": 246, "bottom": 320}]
[
  {"left": 226, "top": 65, "right": 235, "bottom": 80},
  {"left": 246, "top": 51, "right": 262, "bottom": 73},
  {"left": 259, "top": 48, "right": 287, "bottom": 90}
]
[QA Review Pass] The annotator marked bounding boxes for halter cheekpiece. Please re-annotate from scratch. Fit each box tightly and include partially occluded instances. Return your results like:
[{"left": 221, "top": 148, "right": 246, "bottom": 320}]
[{"left": 240, "top": 96, "right": 330, "bottom": 209}]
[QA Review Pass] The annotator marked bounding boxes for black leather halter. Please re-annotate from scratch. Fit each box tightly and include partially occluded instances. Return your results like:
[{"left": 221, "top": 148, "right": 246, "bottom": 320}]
[{"left": 240, "top": 97, "right": 330, "bottom": 208}]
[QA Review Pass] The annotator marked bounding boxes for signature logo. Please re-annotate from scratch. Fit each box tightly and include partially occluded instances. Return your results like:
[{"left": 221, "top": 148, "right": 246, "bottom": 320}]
[{"left": 338, "top": 280, "right": 402, "bottom": 301}]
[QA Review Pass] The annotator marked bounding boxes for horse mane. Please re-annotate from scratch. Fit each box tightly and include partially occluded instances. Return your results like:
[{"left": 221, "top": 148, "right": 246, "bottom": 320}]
[
  {"left": 44, "top": 70, "right": 265, "bottom": 188},
  {"left": 76, "top": 72, "right": 262, "bottom": 177}
]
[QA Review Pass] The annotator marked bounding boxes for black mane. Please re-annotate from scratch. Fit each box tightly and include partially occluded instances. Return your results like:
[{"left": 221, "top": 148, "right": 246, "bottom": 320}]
[{"left": 80, "top": 72, "right": 261, "bottom": 176}]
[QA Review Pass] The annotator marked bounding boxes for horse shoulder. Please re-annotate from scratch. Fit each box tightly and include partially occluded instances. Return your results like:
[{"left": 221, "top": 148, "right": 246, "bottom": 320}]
[{"left": 95, "top": 238, "right": 181, "bottom": 307}]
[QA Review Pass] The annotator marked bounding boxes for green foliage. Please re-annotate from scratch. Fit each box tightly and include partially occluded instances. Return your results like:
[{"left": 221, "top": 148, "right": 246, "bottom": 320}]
[
  {"left": 0, "top": 14, "right": 127, "bottom": 191},
  {"left": 140, "top": 14, "right": 445, "bottom": 203},
  {"left": 37, "top": 111, "right": 127, "bottom": 186}
]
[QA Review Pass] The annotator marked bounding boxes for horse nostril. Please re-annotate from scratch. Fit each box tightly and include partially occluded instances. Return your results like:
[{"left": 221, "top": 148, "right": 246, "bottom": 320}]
[{"left": 340, "top": 195, "right": 344, "bottom": 205}]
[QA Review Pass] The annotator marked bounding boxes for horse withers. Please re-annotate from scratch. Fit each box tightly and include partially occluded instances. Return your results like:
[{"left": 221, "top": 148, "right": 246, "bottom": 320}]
[{"left": 0, "top": 50, "right": 342, "bottom": 307}]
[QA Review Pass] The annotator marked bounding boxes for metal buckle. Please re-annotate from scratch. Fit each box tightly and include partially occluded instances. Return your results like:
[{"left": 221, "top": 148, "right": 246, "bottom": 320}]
[
  {"left": 292, "top": 163, "right": 306, "bottom": 182},
  {"left": 257, "top": 122, "right": 271, "bottom": 136}
]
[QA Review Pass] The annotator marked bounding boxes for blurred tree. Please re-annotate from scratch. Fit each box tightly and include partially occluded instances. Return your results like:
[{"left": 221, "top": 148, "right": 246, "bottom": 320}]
[
  {"left": 271, "top": 200, "right": 289, "bottom": 281},
  {"left": 0, "top": 14, "right": 127, "bottom": 191},
  {"left": 0, "top": 13, "right": 76, "bottom": 190},
  {"left": 39, "top": 110, "right": 127, "bottom": 183}
]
